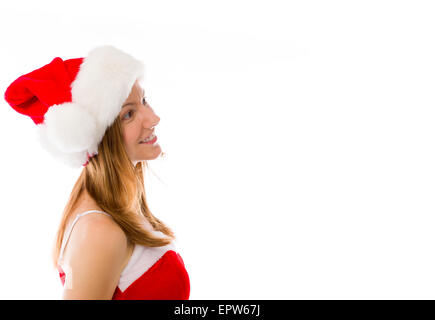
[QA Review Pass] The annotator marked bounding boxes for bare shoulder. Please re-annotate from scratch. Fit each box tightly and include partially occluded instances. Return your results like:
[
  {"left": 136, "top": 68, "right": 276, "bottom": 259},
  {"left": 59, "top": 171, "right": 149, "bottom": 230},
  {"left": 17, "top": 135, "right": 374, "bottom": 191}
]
[
  {"left": 67, "top": 213, "right": 128, "bottom": 262},
  {"left": 61, "top": 213, "right": 129, "bottom": 299}
]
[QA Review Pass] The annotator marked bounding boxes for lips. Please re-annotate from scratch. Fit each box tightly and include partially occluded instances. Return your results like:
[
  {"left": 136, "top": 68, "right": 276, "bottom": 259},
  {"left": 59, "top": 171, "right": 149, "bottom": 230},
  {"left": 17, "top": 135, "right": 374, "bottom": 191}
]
[
  {"left": 139, "top": 133, "right": 157, "bottom": 144},
  {"left": 139, "top": 131, "right": 155, "bottom": 143}
]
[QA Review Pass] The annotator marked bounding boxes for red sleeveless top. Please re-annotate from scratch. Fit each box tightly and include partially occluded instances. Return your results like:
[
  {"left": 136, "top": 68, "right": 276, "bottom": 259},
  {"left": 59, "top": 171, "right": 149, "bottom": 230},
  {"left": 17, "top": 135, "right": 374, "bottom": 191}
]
[{"left": 57, "top": 210, "right": 190, "bottom": 300}]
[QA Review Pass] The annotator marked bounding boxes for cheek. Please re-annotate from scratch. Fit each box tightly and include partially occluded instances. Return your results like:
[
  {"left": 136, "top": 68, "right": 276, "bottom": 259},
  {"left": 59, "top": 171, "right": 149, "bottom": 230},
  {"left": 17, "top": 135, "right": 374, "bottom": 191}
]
[{"left": 122, "top": 127, "right": 136, "bottom": 148}]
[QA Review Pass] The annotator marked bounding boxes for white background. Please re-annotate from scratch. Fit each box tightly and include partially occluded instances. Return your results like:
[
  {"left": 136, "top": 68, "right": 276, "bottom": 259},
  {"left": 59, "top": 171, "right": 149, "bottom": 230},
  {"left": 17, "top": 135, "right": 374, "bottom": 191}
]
[{"left": 0, "top": 0, "right": 434, "bottom": 299}]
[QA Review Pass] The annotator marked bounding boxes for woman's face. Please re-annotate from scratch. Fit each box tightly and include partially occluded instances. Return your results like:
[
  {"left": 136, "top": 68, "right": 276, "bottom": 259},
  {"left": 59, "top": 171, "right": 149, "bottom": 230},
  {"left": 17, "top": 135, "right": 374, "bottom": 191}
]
[{"left": 119, "top": 80, "right": 161, "bottom": 165}]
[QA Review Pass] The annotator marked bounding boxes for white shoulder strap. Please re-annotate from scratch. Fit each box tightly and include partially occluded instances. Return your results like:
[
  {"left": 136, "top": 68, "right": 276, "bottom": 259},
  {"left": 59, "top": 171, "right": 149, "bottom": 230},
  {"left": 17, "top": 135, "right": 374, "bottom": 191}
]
[{"left": 58, "top": 210, "right": 112, "bottom": 263}]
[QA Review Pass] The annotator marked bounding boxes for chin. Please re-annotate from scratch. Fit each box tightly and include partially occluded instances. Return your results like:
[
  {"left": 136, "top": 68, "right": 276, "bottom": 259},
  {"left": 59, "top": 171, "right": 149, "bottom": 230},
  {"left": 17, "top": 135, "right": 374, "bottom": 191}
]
[{"left": 137, "top": 147, "right": 162, "bottom": 161}]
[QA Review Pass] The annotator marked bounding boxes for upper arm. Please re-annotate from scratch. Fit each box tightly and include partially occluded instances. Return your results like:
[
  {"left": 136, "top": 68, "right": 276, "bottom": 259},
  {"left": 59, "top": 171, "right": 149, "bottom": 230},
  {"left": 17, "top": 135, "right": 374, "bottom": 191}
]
[{"left": 61, "top": 214, "right": 128, "bottom": 300}]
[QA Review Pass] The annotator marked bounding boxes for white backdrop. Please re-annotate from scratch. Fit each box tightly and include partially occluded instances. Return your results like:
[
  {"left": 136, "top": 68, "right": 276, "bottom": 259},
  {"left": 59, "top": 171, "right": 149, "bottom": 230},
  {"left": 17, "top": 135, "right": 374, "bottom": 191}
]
[{"left": 1, "top": 0, "right": 435, "bottom": 299}]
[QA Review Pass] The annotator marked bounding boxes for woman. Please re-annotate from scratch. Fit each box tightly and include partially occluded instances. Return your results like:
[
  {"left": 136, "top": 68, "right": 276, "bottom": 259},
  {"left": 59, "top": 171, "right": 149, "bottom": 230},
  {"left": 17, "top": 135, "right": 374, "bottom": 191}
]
[{"left": 4, "top": 45, "right": 190, "bottom": 300}]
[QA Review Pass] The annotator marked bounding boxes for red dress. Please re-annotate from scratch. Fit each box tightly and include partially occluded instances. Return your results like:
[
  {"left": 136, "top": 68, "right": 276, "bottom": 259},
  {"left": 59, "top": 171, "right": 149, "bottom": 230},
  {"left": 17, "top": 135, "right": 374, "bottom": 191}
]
[{"left": 57, "top": 210, "right": 190, "bottom": 300}]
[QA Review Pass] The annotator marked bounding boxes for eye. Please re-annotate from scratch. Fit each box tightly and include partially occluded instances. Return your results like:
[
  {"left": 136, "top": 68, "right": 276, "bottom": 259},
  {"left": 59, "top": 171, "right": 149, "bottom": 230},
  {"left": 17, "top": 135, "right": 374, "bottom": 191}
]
[
  {"left": 122, "top": 110, "right": 134, "bottom": 120},
  {"left": 142, "top": 96, "right": 148, "bottom": 105}
]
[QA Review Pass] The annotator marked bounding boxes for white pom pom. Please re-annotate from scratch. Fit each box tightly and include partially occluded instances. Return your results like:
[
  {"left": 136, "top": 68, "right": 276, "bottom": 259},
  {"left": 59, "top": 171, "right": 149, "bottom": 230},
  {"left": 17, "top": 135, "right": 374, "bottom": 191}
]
[{"left": 44, "top": 102, "right": 97, "bottom": 153}]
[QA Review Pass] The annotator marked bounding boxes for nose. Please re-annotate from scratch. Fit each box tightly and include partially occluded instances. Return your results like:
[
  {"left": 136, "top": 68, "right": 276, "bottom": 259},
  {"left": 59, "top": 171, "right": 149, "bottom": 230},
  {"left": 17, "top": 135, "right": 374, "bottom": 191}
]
[{"left": 142, "top": 107, "right": 160, "bottom": 129}]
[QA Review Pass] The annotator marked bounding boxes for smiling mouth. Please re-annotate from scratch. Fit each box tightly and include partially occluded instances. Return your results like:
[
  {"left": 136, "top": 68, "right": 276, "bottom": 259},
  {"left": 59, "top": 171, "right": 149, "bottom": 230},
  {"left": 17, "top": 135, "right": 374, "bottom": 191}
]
[{"left": 139, "top": 134, "right": 157, "bottom": 144}]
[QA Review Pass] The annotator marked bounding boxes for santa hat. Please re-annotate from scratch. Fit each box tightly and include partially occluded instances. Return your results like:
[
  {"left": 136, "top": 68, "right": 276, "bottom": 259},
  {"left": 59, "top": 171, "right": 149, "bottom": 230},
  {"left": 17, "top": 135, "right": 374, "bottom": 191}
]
[{"left": 4, "top": 45, "right": 145, "bottom": 168}]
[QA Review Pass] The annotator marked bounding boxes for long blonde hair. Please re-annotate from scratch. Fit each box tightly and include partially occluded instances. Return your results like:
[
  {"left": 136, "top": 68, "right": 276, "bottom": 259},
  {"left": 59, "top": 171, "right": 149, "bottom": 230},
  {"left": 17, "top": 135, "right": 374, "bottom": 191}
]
[{"left": 51, "top": 116, "right": 174, "bottom": 268}]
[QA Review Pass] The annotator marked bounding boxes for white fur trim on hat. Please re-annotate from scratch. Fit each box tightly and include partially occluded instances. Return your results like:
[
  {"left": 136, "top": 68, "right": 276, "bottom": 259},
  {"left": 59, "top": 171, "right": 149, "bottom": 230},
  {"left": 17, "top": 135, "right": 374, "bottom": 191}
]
[
  {"left": 71, "top": 45, "right": 145, "bottom": 152},
  {"left": 36, "top": 123, "right": 89, "bottom": 168},
  {"left": 38, "top": 45, "right": 145, "bottom": 168},
  {"left": 44, "top": 102, "right": 97, "bottom": 153}
]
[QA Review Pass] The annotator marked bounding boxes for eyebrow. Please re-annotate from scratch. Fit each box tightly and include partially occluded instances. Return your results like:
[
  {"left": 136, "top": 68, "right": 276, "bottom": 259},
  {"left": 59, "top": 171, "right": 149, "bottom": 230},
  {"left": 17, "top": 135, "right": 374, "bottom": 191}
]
[{"left": 122, "top": 88, "right": 145, "bottom": 108}]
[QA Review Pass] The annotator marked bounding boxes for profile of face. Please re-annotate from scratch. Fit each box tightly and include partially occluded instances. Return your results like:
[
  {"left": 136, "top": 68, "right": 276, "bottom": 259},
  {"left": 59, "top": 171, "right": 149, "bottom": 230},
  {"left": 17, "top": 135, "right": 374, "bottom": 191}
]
[{"left": 119, "top": 79, "right": 161, "bottom": 165}]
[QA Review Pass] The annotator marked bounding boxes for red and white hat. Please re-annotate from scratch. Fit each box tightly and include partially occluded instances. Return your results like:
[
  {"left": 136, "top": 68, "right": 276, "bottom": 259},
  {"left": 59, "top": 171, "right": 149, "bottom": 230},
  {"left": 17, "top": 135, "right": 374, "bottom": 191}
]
[{"left": 4, "top": 45, "right": 145, "bottom": 168}]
